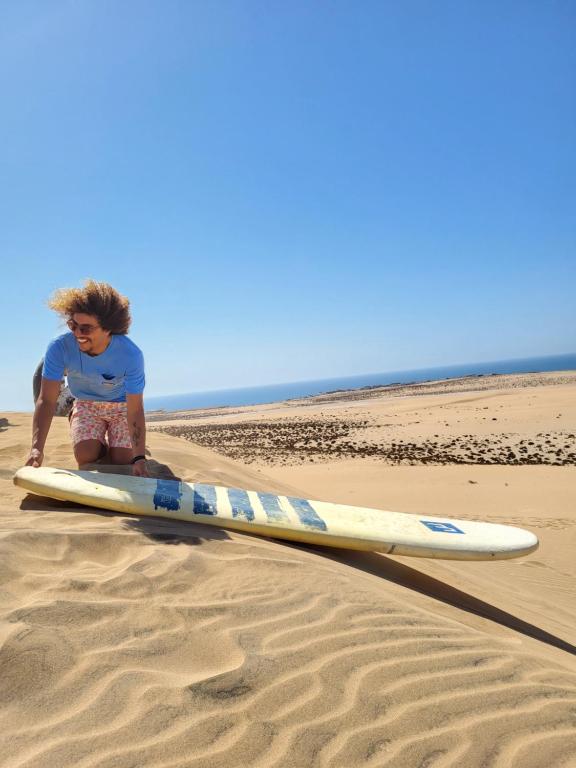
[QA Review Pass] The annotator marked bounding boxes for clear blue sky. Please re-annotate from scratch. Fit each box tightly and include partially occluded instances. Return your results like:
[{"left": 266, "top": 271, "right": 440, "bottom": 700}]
[{"left": 1, "top": 1, "right": 574, "bottom": 410}]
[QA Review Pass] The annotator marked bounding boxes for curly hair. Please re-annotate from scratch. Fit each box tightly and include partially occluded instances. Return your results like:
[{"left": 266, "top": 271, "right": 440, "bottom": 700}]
[{"left": 48, "top": 280, "right": 132, "bottom": 335}]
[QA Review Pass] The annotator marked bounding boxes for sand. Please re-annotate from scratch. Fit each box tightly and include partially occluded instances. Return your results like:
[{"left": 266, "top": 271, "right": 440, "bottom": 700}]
[{"left": 1, "top": 371, "right": 576, "bottom": 767}]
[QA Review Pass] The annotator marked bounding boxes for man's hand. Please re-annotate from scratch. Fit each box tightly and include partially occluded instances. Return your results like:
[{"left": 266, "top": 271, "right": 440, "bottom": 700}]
[
  {"left": 26, "top": 449, "right": 44, "bottom": 468},
  {"left": 132, "top": 459, "right": 149, "bottom": 478}
]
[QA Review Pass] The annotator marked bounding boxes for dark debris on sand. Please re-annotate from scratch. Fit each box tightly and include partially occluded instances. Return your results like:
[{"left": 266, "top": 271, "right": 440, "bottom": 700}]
[{"left": 148, "top": 420, "right": 576, "bottom": 467}]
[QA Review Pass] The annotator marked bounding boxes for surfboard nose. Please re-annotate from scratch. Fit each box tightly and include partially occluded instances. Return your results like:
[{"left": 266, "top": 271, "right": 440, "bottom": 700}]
[{"left": 506, "top": 526, "right": 539, "bottom": 555}]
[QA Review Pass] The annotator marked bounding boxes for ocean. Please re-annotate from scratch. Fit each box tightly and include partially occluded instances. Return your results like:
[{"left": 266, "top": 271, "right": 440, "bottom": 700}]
[{"left": 144, "top": 353, "right": 576, "bottom": 413}]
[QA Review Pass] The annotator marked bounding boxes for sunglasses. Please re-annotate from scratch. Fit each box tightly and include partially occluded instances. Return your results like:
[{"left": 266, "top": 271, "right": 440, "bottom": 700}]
[{"left": 67, "top": 319, "right": 100, "bottom": 335}]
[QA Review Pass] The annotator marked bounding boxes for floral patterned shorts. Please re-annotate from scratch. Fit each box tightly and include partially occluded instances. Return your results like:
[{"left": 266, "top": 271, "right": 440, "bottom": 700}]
[{"left": 70, "top": 400, "right": 132, "bottom": 449}]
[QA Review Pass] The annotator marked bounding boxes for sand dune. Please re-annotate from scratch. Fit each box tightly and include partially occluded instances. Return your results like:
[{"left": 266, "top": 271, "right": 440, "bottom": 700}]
[{"left": 1, "top": 374, "right": 576, "bottom": 767}]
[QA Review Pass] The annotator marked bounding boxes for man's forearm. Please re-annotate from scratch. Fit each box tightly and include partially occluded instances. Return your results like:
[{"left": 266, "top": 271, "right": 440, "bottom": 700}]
[
  {"left": 32, "top": 400, "right": 56, "bottom": 453},
  {"left": 127, "top": 407, "right": 146, "bottom": 457}
]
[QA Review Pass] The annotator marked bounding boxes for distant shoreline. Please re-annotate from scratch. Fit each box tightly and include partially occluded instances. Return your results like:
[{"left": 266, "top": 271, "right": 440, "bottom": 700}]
[
  {"left": 146, "top": 369, "right": 576, "bottom": 420},
  {"left": 144, "top": 353, "right": 576, "bottom": 414},
  {"left": 313, "top": 371, "right": 502, "bottom": 397}
]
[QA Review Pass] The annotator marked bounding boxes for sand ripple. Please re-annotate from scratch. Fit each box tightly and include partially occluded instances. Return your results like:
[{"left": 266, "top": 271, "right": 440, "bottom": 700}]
[
  {"left": 1, "top": 514, "right": 575, "bottom": 768},
  {"left": 2, "top": 389, "right": 576, "bottom": 768}
]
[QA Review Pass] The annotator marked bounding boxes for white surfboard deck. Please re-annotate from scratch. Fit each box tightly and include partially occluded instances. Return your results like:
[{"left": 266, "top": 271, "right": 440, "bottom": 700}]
[{"left": 13, "top": 467, "right": 538, "bottom": 561}]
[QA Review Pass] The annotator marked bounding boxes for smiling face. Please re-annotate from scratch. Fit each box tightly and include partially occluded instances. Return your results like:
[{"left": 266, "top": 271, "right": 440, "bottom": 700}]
[{"left": 68, "top": 313, "right": 112, "bottom": 356}]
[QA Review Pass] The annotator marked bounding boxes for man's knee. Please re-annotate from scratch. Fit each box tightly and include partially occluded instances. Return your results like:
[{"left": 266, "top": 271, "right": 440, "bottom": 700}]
[
  {"left": 74, "top": 440, "right": 106, "bottom": 465},
  {"left": 108, "top": 447, "right": 133, "bottom": 465}
]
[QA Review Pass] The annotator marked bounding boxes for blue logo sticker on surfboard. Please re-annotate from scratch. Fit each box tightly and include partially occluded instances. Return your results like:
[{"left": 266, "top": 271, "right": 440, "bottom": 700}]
[
  {"left": 154, "top": 480, "right": 183, "bottom": 512},
  {"left": 421, "top": 520, "right": 465, "bottom": 534}
]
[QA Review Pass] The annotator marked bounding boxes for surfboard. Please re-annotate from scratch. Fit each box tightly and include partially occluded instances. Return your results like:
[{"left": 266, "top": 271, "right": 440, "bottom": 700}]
[{"left": 13, "top": 467, "right": 538, "bottom": 560}]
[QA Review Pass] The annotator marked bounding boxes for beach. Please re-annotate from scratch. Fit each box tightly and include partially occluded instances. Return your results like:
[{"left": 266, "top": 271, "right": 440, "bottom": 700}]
[{"left": 1, "top": 371, "right": 576, "bottom": 767}]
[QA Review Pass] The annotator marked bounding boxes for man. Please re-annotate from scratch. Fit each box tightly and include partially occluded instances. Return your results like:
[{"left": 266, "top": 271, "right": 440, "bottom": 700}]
[{"left": 26, "top": 280, "right": 149, "bottom": 477}]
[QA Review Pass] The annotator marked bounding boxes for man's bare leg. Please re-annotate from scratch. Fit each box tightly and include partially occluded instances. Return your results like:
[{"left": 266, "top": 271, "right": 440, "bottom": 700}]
[
  {"left": 74, "top": 439, "right": 107, "bottom": 467},
  {"left": 109, "top": 447, "right": 133, "bottom": 465}
]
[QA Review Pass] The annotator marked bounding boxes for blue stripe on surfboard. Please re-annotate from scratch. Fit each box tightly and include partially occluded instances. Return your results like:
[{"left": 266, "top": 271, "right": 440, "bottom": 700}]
[
  {"left": 193, "top": 484, "right": 218, "bottom": 516},
  {"left": 227, "top": 488, "right": 255, "bottom": 521},
  {"left": 154, "top": 479, "right": 182, "bottom": 512},
  {"left": 257, "top": 492, "right": 291, "bottom": 523},
  {"left": 286, "top": 496, "right": 327, "bottom": 531}
]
